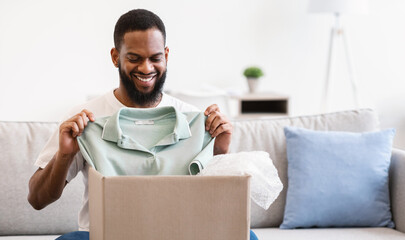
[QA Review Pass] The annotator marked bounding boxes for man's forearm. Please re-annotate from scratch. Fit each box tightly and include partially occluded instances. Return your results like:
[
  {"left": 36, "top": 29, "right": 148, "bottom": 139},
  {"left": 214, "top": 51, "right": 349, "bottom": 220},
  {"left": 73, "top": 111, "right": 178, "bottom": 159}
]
[{"left": 27, "top": 152, "right": 74, "bottom": 210}]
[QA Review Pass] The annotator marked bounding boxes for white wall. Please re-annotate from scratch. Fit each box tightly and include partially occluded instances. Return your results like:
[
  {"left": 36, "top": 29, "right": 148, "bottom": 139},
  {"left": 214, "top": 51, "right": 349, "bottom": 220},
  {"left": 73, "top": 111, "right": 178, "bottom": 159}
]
[{"left": 1, "top": 0, "right": 404, "bottom": 148}]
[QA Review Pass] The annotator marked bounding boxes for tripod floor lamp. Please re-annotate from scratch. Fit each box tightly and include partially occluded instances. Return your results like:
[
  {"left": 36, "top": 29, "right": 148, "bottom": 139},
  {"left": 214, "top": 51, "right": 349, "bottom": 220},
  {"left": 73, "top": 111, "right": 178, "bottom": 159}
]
[{"left": 308, "top": 0, "right": 369, "bottom": 112}]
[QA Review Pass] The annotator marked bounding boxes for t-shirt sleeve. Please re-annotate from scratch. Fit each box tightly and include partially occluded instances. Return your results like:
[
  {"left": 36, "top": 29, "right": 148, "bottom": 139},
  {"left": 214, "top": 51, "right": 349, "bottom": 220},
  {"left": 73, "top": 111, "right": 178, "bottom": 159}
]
[
  {"left": 34, "top": 127, "right": 85, "bottom": 182},
  {"left": 34, "top": 109, "right": 86, "bottom": 182},
  {"left": 34, "top": 128, "right": 59, "bottom": 169},
  {"left": 66, "top": 153, "right": 85, "bottom": 182},
  {"left": 35, "top": 108, "right": 73, "bottom": 169}
]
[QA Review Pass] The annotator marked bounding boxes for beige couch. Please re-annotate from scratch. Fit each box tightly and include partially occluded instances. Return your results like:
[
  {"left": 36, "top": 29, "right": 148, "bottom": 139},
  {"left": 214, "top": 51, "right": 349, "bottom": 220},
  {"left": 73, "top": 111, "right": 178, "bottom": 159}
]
[{"left": 1, "top": 109, "right": 405, "bottom": 239}]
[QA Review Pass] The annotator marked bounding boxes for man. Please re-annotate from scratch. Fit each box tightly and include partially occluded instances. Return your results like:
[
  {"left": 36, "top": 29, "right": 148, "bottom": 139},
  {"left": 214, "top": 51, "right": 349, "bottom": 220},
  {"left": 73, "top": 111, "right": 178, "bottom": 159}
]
[{"left": 28, "top": 9, "right": 257, "bottom": 240}]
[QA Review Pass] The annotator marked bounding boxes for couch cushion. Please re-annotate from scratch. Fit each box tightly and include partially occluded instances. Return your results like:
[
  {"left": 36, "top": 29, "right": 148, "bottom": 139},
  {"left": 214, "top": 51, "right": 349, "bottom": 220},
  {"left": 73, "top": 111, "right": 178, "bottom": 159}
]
[
  {"left": 281, "top": 127, "right": 395, "bottom": 228},
  {"left": 252, "top": 228, "right": 405, "bottom": 240},
  {"left": 0, "top": 121, "right": 84, "bottom": 235},
  {"left": 390, "top": 148, "right": 405, "bottom": 233},
  {"left": 229, "top": 109, "right": 380, "bottom": 228}
]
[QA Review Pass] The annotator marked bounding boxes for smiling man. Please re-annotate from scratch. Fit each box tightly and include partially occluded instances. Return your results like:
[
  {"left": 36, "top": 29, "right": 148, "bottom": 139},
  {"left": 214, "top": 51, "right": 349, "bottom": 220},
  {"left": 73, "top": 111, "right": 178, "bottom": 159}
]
[
  {"left": 27, "top": 9, "right": 257, "bottom": 240},
  {"left": 113, "top": 24, "right": 168, "bottom": 108}
]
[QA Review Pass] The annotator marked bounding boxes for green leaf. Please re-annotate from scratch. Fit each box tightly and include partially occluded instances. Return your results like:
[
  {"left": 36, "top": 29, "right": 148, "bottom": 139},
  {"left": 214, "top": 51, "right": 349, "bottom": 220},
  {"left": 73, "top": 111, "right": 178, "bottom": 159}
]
[{"left": 243, "top": 66, "right": 264, "bottom": 78}]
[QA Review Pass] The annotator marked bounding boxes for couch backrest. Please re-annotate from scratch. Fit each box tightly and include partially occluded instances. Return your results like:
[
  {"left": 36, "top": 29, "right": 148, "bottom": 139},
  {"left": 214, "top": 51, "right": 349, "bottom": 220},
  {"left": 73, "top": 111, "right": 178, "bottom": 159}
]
[
  {"left": 229, "top": 109, "right": 380, "bottom": 228},
  {"left": 0, "top": 109, "right": 380, "bottom": 234},
  {"left": 0, "top": 121, "right": 84, "bottom": 235}
]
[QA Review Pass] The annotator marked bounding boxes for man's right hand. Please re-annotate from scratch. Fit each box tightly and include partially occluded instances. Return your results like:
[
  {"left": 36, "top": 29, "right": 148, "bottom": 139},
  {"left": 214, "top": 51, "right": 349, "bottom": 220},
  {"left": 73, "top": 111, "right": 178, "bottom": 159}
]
[
  {"left": 28, "top": 109, "right": 95, "bottom": 210},
  {"left": 59, "top": 109, "right": 95, "bottom": 156}
]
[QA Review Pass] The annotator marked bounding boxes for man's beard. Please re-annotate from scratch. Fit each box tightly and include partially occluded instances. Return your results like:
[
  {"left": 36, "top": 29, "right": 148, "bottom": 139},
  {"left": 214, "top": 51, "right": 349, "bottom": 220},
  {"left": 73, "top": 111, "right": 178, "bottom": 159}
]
[{"left": 118, "top": 65, "right": 166, "bottom": 107}]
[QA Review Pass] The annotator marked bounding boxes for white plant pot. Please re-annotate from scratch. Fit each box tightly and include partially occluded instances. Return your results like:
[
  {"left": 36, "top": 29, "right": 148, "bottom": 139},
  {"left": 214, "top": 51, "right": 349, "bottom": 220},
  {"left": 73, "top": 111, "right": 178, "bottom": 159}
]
[{"left": 247, "top": 77, "right": 260, "bottom": 93}]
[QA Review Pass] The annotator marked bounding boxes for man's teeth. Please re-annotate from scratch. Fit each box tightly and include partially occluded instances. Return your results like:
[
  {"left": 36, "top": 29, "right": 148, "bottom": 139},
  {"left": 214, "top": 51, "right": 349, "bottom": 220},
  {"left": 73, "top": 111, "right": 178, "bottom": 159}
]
[{"left": 136, "top": 76, "right": 154, "bottom": 82}]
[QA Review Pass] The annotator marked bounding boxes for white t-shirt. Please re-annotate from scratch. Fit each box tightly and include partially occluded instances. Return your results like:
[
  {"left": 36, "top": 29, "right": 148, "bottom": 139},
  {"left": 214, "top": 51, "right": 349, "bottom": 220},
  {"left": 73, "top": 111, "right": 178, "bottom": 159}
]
[{"left": 34, "top": 89, "right": 199, "bottom": 231}]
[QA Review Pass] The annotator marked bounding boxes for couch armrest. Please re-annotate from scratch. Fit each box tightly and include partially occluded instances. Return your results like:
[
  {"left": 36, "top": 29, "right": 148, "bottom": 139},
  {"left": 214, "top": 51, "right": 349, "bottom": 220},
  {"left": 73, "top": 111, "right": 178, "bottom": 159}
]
[{"left": 390, "top": 148, "right": 405, "bottom": 233}]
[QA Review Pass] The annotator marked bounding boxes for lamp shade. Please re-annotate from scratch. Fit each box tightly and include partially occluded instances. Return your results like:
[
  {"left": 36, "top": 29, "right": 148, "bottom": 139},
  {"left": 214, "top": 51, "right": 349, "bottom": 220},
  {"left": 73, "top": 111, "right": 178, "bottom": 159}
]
[{"left": 308, "top": 0, "right": 369, "bottom": 14}]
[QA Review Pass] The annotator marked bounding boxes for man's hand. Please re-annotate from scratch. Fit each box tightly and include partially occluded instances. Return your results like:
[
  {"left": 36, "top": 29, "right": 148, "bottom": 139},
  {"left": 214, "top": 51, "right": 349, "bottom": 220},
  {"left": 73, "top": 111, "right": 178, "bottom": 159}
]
[
  {"left": 28, "top": 109, "right": 95, "bottom": 210},
  {"left": 59, "top": 109, "right": 95, "bottom": 156},
  {"left": 204, "top": 104, "right": 232, "bottom": 155}
]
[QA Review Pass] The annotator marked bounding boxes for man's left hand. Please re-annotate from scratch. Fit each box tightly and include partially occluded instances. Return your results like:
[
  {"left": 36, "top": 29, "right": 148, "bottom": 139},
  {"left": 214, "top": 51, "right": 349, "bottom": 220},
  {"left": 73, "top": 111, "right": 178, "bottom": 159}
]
[{"left": 204, "top": 104, "right": 232, "bottom": 155}]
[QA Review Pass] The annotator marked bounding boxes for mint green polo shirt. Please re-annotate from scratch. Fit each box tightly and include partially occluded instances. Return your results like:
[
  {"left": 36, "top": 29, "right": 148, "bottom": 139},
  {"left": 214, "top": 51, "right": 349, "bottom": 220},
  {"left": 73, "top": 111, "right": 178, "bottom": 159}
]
[{"left": 77, "top": 106, "right": 214, "bottom": 176}]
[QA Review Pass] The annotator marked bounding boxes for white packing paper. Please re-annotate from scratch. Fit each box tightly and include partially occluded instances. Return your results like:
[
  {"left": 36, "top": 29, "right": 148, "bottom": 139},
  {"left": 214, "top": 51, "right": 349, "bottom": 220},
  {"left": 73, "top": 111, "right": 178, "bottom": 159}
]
[{"left": 198, "top": 151, "right": 283, "bottom": 210}]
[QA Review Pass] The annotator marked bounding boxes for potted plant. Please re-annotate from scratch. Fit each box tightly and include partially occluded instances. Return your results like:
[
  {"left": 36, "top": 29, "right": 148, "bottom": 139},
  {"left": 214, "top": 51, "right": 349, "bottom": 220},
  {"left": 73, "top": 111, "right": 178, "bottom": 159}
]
[{"left": 243, "top": 66, "right": 264, "bottom": 93}]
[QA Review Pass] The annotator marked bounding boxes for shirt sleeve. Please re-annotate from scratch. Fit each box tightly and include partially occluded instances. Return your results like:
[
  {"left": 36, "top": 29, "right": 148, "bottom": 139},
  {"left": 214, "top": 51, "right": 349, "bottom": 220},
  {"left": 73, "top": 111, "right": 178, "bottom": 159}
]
[
  {"left": 34, "top": 108, "right": 86, "bottom": 182},
  {"left": 66, "top": 153, "right": 85, "bottom": 183},
  {"left": 34, "top": 128, "right": 60, "bottom": 169},
  {"left": 188, "top": 134, "right": 215, "bottom": 175},
  {"left": 77, "top": 135, "right": 96, "bottom": 169},
  {"left": 34, "top": 127, "right": 85, "bottom": 182}
]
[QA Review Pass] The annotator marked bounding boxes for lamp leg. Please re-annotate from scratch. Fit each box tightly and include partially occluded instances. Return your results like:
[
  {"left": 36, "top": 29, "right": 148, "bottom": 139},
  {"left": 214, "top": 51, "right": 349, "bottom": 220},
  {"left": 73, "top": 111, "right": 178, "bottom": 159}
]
[
  {"left": 341, "top": 29, "right": 360, "bottom": 108},
  {"left": 321, "top": 28, "right": 336, "bottom": 112}
]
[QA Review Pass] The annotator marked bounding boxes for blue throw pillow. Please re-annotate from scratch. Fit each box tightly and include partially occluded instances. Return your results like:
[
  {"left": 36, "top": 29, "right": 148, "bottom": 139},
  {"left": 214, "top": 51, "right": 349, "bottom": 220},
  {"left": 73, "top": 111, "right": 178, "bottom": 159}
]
[{"left": 280, "top": 127, "right": 395, "bottom": 229}]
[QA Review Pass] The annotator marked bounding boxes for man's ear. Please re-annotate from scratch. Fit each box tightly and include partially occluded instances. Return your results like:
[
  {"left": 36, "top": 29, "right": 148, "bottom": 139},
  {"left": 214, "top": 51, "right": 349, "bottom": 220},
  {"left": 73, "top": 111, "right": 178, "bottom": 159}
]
[
  {"left": 110, "top": 48, "right": 119, "bottom": 68},
  {"left": 164, "top": 46, "right": 169, "bottom": 63}
]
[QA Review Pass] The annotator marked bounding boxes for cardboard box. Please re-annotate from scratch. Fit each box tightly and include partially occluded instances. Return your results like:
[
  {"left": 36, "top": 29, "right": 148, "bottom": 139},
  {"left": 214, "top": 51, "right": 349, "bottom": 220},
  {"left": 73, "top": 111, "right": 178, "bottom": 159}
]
[{"left": 89, "top": 167, "right": 251, "bottom": 240}]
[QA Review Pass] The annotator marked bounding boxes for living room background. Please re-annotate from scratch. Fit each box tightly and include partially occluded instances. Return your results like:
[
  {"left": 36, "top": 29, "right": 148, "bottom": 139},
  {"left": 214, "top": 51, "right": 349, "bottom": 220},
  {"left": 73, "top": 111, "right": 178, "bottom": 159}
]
[{"left": 0, "top": 0, "right": 404, "bottom": 148}]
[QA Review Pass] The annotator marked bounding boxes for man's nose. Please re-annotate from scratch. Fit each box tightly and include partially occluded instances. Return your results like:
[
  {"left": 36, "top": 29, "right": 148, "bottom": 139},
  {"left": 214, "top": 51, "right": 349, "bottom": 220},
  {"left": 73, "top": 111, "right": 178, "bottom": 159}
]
[{"left": 138, "top": 59, "right": 154, "bottom": 74}]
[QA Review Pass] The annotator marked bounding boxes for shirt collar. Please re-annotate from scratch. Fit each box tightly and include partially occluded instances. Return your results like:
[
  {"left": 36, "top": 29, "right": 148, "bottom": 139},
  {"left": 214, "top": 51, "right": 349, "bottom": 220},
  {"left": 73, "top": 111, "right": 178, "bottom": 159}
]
[{"left": 101, "top": 106, "right": 192, "bottom": 149}]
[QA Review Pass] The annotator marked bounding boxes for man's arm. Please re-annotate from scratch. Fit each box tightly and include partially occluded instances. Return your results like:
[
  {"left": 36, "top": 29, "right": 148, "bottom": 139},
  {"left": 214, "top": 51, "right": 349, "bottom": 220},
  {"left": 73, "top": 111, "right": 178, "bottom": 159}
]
[
  {"left": 27, "top": 109, "right": 95, "bottom": 210},
  {"left": 204, "top": 104, "right": 233, "bottom": 155},
  {"left": 28, "top": 152, "right": 74, "bottom": 210}
]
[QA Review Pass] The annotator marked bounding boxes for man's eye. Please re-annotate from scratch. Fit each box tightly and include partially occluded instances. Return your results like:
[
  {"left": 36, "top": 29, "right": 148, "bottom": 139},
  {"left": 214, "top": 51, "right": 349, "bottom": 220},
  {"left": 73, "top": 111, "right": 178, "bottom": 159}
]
[
  {"left": 127, "top": 57, "right": 140, "bottom": 62},
  {"left": 151, "top": 58, "right": 162, "bottom": 62}
]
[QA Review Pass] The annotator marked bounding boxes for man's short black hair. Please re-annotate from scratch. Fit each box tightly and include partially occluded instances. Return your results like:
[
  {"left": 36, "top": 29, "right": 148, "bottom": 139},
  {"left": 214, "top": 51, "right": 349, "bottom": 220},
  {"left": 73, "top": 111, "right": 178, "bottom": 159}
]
[{"left": 114, "top": 9, "right": 166, "bottom": 51}]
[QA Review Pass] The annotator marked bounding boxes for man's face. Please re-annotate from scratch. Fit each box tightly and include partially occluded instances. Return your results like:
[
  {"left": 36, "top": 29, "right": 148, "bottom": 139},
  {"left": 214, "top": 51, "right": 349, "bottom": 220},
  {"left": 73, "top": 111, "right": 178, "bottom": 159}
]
[{"left": 114, "top": 28, "right": 169, "bottom": 105}]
